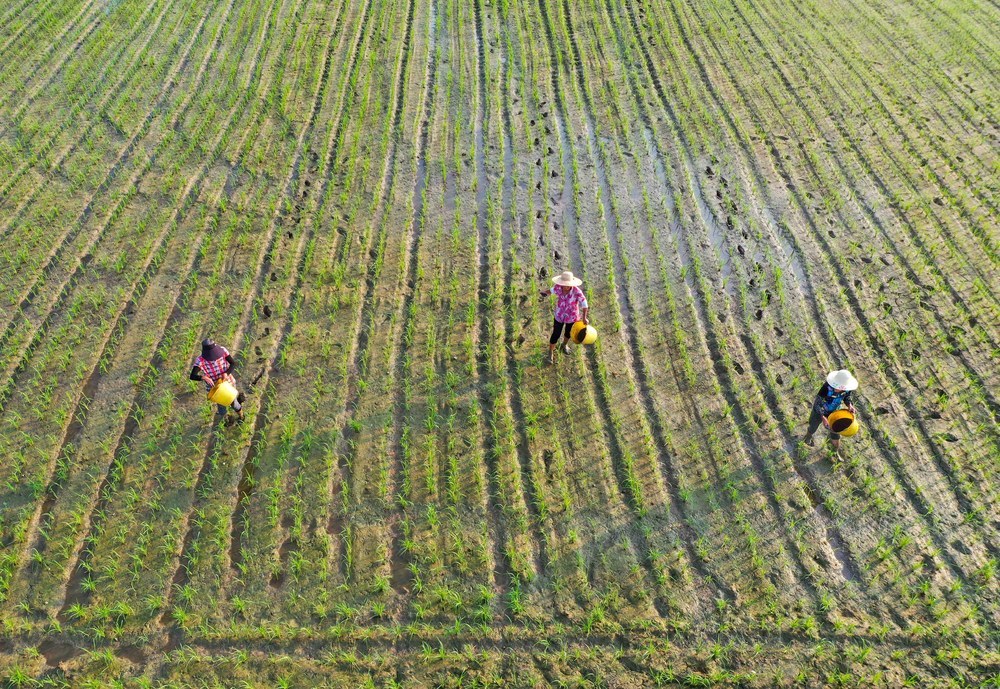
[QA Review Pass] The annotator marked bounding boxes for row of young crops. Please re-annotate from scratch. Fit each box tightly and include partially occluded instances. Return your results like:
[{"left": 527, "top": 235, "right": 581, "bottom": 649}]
[{"left": 0, "top": 0, "right": 997, "bottom": 685}]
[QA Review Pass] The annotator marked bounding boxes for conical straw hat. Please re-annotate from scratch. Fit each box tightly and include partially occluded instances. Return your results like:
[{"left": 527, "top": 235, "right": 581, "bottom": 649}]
[
  {"left": 552, "top": 270, "right": 582, "bottom": 287},
  {"left": 827, "top": 369, "right": 858, "bottom": 391}
]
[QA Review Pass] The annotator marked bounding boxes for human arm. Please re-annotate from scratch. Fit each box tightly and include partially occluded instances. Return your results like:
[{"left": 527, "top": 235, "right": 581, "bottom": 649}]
[
  {"left": 845, "top": 390, "right": 856, "bottom": 414},
  {"left": 190, "top": 365, "right": 212, "bottom": 386},
  {"left": 577, "top": 288, "right": 589, "bottom": 325},
  {"left": 224, "top": 353, "right": 237, "bottom": 374}
]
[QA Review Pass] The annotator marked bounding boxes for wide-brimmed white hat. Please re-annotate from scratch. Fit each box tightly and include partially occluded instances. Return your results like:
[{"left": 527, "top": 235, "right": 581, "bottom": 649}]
[
  {"left": 827, "top": 369, "right": 858, "bottom": 391},
  {"left": 552, "top": 270, "right": 582, "bottom": 287}
]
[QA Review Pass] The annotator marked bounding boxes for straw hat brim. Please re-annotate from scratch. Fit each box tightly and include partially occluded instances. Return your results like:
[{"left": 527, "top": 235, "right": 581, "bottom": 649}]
[
  {"left": 552, "top": 275, "right": 582, "bottom": 287},
  {"left": 827, "top": 370, "right": 858, "bottom": 391}
]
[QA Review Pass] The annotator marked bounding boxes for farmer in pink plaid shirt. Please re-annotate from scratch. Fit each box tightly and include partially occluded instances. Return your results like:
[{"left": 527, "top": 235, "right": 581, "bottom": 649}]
[
  {"left": 190, "top": 338, "right": 244, "bottom": 423},
  {"left": 539, "top": 271, "right": 589, "bottom": 365}
]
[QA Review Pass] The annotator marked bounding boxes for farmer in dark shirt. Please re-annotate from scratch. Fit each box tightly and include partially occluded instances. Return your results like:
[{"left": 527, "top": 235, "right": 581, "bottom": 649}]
[
  {"left": 803, "top": 369, "right": 858, "bottom": 453},
  {"left": 190, "top": 338, "right": 244, "bottom": 423}
]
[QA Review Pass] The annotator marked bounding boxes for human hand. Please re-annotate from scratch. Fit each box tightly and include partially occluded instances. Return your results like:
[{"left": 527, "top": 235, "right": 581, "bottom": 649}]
[
  {"left": 848, "top": 404, "right": 856, "bottom": 414},
  {"left": 822, "top": 417, "right": 830, "bottom": 429},
  {"left": 583, "top": 317, "right": 589, "bottom": 326}
]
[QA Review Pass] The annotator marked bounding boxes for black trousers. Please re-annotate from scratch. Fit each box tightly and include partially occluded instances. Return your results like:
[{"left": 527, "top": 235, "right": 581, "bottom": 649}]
[
  {"left": 806, "top": 407, "right": 840, "bottom": 439},
  {"left": 550, "top": 319, "right": 573, "bottom": 344}
]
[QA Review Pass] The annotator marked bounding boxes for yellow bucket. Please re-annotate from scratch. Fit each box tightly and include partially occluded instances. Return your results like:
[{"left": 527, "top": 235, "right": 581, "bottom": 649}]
[
  {"left": 570, "top": 321, "right": 598, "bottom": 345},
  {"left": 208, "top": 379, "right": 239, "bottom": 406},
  {"left": 828, "top": 409, "right": 859, "bottom": 437}
]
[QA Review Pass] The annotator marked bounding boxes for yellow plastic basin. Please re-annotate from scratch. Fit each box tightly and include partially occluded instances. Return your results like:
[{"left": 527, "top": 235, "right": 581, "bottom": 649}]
[
  {"left": 208, "top": 379, "right": 239, "bottom": 406},
  {"left": 570, "top": 321, "right": 598, "bottom": 345},
  {"left": 828, "top": 409, "right": 859, "bottom": 437}
]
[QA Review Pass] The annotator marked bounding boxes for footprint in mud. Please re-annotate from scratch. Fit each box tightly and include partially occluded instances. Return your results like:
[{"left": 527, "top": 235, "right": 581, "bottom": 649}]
[
  {"left": 263, "top": 305, "right": 272, "bottom": 318},
  {"left": 270, "top": 272, "right": 278, "bottom": 282},
  {"left": 733, "top": 361, "right": 745, "bottom": 375},
  {"left": 542, "top": 450, "right": 555, "bottom": 471}
]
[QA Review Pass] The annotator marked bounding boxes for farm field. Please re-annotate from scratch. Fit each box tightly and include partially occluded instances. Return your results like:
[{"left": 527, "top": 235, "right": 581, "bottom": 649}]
[{"left": 0, "top": 0, "right": 998, "bottom": 685}]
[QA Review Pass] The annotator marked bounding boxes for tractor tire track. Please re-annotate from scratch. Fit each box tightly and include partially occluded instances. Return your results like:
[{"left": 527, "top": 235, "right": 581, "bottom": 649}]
[
  {"left": 387, "top": 0, "right": 439, "bottom": 611},
  {"left": 320, "top": 0, "right": 416, "bottom": 582},
  {"left": 471, "top": 0, "right": 520, "bottom": 609},
  {"left": 228, "top": 0, "right": 366, "bottom": 580},
  {"left": 488, "top": 0, "right": 550, "bottom": 581},
  {"left": 535, "top": 0, "right": 719, "bottom": 618}
]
